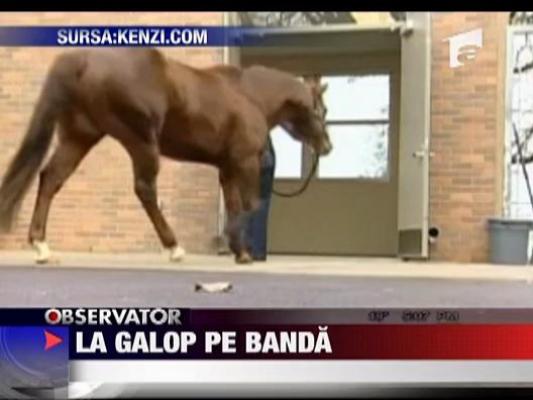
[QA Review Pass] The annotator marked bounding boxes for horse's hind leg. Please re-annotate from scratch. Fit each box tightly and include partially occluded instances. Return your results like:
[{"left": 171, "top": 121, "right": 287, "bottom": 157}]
[
  {"left": 127, "top": 143, "right": 183, "bottom": 262},
  {"left": 29, "top": 134, "right": 99, "bottom": 263}
]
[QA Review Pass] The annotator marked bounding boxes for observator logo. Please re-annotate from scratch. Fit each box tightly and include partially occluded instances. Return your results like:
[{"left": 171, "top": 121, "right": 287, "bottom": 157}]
[{"left": 44, "top": 308, "right": 182, "bottom": 325}]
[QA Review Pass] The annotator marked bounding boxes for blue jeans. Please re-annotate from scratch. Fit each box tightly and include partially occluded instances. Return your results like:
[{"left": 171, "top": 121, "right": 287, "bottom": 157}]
[{"left": 246, "top": 139, "right": 275, "bottom": 261}]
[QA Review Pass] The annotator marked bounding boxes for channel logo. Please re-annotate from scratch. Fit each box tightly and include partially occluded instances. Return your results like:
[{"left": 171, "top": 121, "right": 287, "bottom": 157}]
[
  {"left": 444, "top": 28, "right": 483, "bottom": 69},
  {"left": 44, "top": 308, "right": 182, "bottom": 325}
]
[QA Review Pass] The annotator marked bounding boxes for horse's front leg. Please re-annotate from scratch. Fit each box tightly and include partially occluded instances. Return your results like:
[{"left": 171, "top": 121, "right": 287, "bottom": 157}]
[
  {"left": 221, "top": 155, "right": 261, "bottom": 264},
  {"left": 221, "top": 175, "right": 252, "bottom": 264}
]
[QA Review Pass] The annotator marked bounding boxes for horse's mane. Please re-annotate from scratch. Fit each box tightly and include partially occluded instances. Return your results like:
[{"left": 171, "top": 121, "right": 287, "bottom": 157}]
[
  {"left": 208, "top": 64, "right": 304, "bottom": 111},
  {"left": 206, "top": 64, "right": 298, "bottom": 90},
  {"left": 204, "top": 64, "right": 243, "bottom": 83}
]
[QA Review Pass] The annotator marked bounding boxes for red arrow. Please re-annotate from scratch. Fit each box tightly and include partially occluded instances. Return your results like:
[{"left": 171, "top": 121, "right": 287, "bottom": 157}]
[{"left": 44, "top": 330, "right": 63, "bottom": 351}]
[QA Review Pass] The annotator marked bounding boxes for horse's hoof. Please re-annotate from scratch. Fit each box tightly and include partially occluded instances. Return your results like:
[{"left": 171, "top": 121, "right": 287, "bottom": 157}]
[
  {"left": 235, "top": 252, "right": 253, "bottom": 264},
  {"left": 169, "top": 245, "right": 186, "bottom": 262},
  {"left": 32, "top": 241, "right": 51, "bottom": 264}
]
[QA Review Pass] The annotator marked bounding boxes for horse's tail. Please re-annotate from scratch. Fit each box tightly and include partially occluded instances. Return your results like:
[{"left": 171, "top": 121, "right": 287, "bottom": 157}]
[{"left": 0, "top": 62, "right": 69, "bottom": 232}]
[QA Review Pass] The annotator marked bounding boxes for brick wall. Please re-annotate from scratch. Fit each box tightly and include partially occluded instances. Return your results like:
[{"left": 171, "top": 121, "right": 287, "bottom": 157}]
[
  {"left": 429, "top": 12, "right": 508, "bottom": 262},
  {"left": 0, "top": 12, "right": 512, "bottom": 262},
  {"left": 0, "top": 12, "right": 224, "bottom": 254}
]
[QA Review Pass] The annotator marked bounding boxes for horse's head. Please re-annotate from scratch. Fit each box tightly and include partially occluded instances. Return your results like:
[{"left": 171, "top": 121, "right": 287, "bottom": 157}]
[{"left": 281, "top": 75, "right": 332, "bottom": 156}]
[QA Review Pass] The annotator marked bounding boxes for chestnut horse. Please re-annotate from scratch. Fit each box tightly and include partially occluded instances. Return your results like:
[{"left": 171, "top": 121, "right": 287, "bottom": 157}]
[{"left": 0, "top": 48, "right": 331, "bottom": 264}]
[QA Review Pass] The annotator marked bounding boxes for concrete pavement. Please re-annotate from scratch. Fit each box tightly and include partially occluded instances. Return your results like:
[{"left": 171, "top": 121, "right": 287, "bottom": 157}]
[
  {"left": 1, "top": 250, "right": 533, "bottom": 283},
  {"left": 2, "top": 261, "right": 533, "bottom": 307},
  {"left": 2, "top": 250, "right": 533, "bottom": 307}
]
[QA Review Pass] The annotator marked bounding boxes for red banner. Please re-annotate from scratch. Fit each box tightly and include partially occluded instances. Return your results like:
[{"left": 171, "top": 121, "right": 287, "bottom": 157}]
[{"left": 324, "top": 325, "right": 533, "bottom": 359}]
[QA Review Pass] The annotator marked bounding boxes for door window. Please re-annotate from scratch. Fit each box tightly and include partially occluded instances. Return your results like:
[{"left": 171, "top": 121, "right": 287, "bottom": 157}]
[
  {"left": 318, "top": 74, "right": 391, "bottom": 180},
  {"left": 271, "top": 126, "right": 303, "bottom": 179},
  {"left": 318, "top": 124, "right": 389, "bottom": 179}
]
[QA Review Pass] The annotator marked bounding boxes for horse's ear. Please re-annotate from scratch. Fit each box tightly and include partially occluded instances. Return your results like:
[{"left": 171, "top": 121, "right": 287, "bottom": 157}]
[{"left": 302, "top": 75, "right": 321, "bottom": 87}]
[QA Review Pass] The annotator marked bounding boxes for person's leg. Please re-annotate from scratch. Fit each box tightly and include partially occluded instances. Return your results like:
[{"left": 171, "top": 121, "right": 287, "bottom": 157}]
[
  {"left": 247, "top": 197, "right": 268, "bottom": 260},
  {"left": 255, "top": 163, "right": 275, "bottom": 260},
  {"left": 247, "top": 141, "right": 276, "bottom": 261}
]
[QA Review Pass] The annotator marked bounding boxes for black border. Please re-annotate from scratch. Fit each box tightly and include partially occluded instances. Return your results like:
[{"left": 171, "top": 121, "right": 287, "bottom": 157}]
[{"left": 0, "top": 2, "right": 526, "bottom": 12}]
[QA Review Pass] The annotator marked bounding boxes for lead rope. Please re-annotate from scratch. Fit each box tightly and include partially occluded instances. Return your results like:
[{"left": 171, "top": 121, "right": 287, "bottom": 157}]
[{"left": 272, "top": 152, "right": 319, "bottom": 198}]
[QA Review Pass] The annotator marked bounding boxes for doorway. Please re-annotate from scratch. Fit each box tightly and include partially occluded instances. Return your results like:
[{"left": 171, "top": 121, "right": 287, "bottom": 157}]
[
  {"left": 242, "top": 38, "right": 400, "bottom": 255},
  {"left": 230, "top": 13, "right": 432, "bottom": 258}
]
